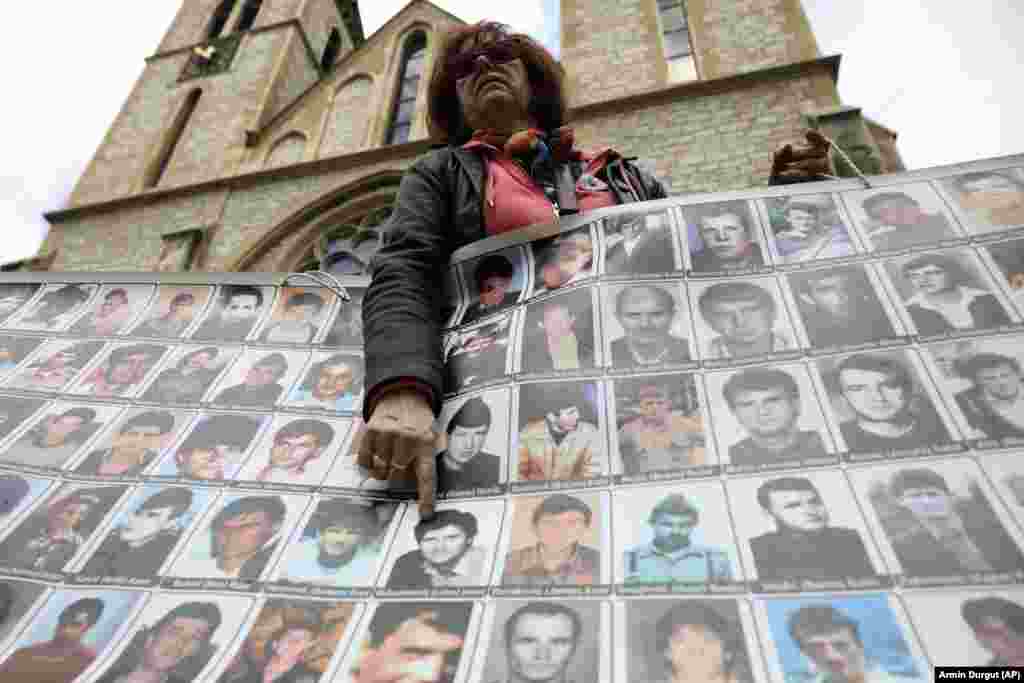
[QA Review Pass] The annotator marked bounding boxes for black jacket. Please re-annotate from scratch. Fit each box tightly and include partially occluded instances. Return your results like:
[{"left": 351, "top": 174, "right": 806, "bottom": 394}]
[{"left": 363, "top": 146, "right": 666, "bottom": 417}]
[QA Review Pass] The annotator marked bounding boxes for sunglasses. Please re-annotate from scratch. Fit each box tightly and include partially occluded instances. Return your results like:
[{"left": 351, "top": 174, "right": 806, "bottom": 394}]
[{"left": 450, "top": 39, "right": 521, "bottom": 81}]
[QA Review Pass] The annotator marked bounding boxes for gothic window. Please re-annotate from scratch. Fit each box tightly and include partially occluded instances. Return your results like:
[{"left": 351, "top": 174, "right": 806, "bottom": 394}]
[
  {"left": 321, "top": 76, "right": 372, "bottom": 157},
  {"left": 265, "top": 132, "right": 307, "bottom": 168},
  {"left": 385, "top": 32, "right": 427, "bottom": 146},
  {"left": 656, "top": 0, "right": 697, "bottom": 82},
  {"left": 236, "top": 0, "right": 263, "bottom": 32},
  {"left": 206, "top": 0, "right": 236, "bottom": 39},
  {"left": 144, "top": 89, "right": 202, "bottom": 189},
  {"left": 301, "top": 204, "right": 395, "bottom": 275},
  {"left": 321, "top": 28, "right": 342, "bottom": 71}
]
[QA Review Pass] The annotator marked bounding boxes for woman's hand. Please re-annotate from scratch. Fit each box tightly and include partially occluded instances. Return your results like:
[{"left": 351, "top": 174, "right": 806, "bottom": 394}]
[
  {"left": 770, "top": 130, "right": 836, "bottom": 184},
  {"left": 354, "top": 389, "right": 439, "bottom": 517}
]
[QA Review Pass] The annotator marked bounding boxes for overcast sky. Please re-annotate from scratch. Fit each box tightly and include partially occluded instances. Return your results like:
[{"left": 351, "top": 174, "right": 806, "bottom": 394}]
[{"left": 0, "top": 0, "right": 1020, "bottom": 265}]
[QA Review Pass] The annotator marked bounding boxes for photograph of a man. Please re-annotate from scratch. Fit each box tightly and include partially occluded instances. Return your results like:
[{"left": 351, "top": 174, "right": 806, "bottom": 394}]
[
  {"left": 76, "top": 343, "right": 167, "bottom": 398},
  {"left": 948, "top": 169, "right": 1024, "bottom": 232},
  {"left": 386, "top": 508, "right": 488, "bottom": 588},
  {"left": 517, "top": 382, "right": 603, "bottom": 481},
  {"left": 12, "top": 284, "right": 94, "bottom": 331},
  {"left": 604, "top": 210, "right": 677, "bottom": 275},
  {"left": 214, "top": 351, "right": 292, "bottom": 407},
  {"left": 766, "top": 196, "right": 856, "bottom": 263},
  {"left": 503, "top": 494, "right": 601, "bottom": 587},
  {"left": 893, "top": 253, "right": 1011, "bottom": 335},
  {"left": 351, "top": 602, "right": 472, "bottom": 683},
  {"left": 0, "top": 283, "right": 39, "bottom": 324},
  {"left": 444, "top": 315, "right": 511, "bottom": 393},
  {"left": 166, "top": 414, "right": 263, "bottom": 481},
  {"left": 521, "top": 289, "right": 595, "bottom": 373},
  {"left": 81, "top": 486, "right": 198, "bottom": 578},
  {"left": 6, "top": 340, "right": 105, "bottom": 391},
  {"left": 462, "top": 251, "right": 525, "bottom": 324},
  {"left": 952, "top": 352, "right": 1024, "bottom": 439},
  {"left": 132, "top": 288, "right": 202, "bottom": 338},
  {"left": 94, "top": 600, "right": 223, "bottom": 683},
  {"left": 260, "top": 290, "right": 327, "bottom": 344},
  {"left": 192, "top": 284, "right": 267, "bottom": 341},
  {"left": 685, "top": 202, "right": 764, "bottom": 273},
  {"left": 279, "top": 498, "right": 392, "bottom": 586},
  {"left": 437, "top": 396, "right": 502, "bottom": 492},
  {"left": 321, "top": 287, "right": 365, "bottom": 347},
  {"left": 720, "top": 368, "right": 829, "bottom": 466},
  {"left": 0, "top": 335, "right": 42, "bottom": 378},
  {"left": 287, "top": 353, "right": 363, "bottom": 411},
  {"left": 241, "top": 418, "right": 336, "bottom": 484},
  {"left": 615, "top": 377, "right": 706, "bottom": 474},
  {"left": 608, "top": 284, "right": 690, "bottom": 368},
  {"left": 532, "top": 229, "right": 594, "bottom": 294},
  {"left": 0, "top": 485, "right": 124, "bottom": 572},
  {"left": 855, "top": 189, "right": 956, "bottom": 252},
  {"left": 697, "top": 281, "right": 796, "bottom": 359},
  {"left": 0, "top": 405, "right": 102, "bottom": 469},
  {"left": 71, "top": 286, "right": 148, "bottom": 337},
  {"left": 141, "top": 345, "right": 229, "bottom": 404},
  {"left": 484, "top": 601, "right": 596, "bottom": 683},
  {"left": 783, "top": 603, "right": 923, "bottom": 683},
  {"left": 631, "top": 601, "right": 754, "bottom": 683},
  {"left": 961, "top": 597, "right": 1024, "bottom": 666},
  {"left": 75, "top": 410, "right": 177, "bottom": 477},
  {"left": 0, "top": 596, "right": 104, "bottom": 683},
  {"left": 874, "top": 467, "right": 1024, "bottom": 576},
  {"left": 789, "top": 266, "right": 898, "bottom": 348},
  {"left": 624, "top": 493, "right": 732, "bottom": 584},
  {"left": 748, "top": 477, "right": 875, "bottom": 581},
  {"left": 829, "top": 353, "right": 951, "bottom": 452},
  {"left": 176, "top": 494, "right": 289, "bottom": 580}
]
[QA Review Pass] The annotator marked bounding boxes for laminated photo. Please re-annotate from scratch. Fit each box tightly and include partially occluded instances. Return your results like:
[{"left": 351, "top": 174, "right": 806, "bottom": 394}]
[
  {"left": 127, "top": 285, "right": 212, "bottom": 339},
  {"left": 760, "top": 193, "right": 859, "bottom": 264},
  {"left": 3, "top": 339, "right": 106, "bottom": 392},
  {"left": 235, "top": 415, "right": 351, "bottom": 487},
  {"left": 71, "top": 407, "right": 192, "bottom": 478},
  {"left": 67, "top": 342, "right": 169, "bottom": 399},
  {"left": 0, "top": 474, "right": 53, "bottom": 534},
  {"left": 283, "top": 351, "right": 364, "bottom": 413},
  {"left": 273, "top": 497, "right": 399, "bottom": 588},
  {"left": 152, "top": 412, "right": 269, "bottom": 482},
  {"left": 689, "top": 278, "right": 801, "bottom": 363},
  {"left": 756, "top": 593, "right": 928, "bottom": 683},
  {"left": 847, "top": 459, "right": 1024, "bottom": 583},
  {"left": 0, "top": 401, "right": 122, "bottom": 471},
  {"left": 602, "top": 281, "right": 694, "bottom": 370},
  {"left": 0, "top": 394, "right": 47, "bottom": 445},
  {"left": 0, "top": 283, "right": 41, "bottom": 326},
  {"left": 0, "top": 588, "right": 143, "bottom": 683},
  {"left": 842, "top": 182, "right": 962, "bottom": 253},
  {"left": 610, "top": 372, "right": 711, "bottom": 477},
  {"left": 600, "top": 207, "right": 681, "bottom": 276},
  {"left": 940, "top": 167, "right": 1024, "bottom": 236},
  {"left": 0, "top": 579, "right": 48, "bottom": 650},
  {"left": 0, "top": 335, "right": 44, "bottom": 381},
  {"left": 190, "top": 284, "right": 274, "bottom": 342},
  {"left": 88, "top": 592, "right": 254, "bottom": 683},
  {"left": 320, "top": 286, "right": 365, "bottom": 348},
  {"left": 75, "top": 484, "right": 215, "bottom": 580},
  {"left": 614, "top": 482, "right": 742, "bottom": 587},
  {"left": 458, "top": 246, "right": 529, "bottom": 326},
  {"left": 68, "top": 285, "right": 154, "bottom": 337},
  {"left": 982, "top": 237, "right": 1024, "bottom": 313},
  {"left": 530, "top": 225, "right": 595, "bottom": 296},
  {"left": 254, "top": 286, "right": 335, "bottom": 345},
  {"left": 705, "top": 364, "right": 836, "bottom": 471},
  {"left": 681, "top": 201, "right": 767, "bottom": 275},
  {"left": 518, "top": 287, "right": 598, "bottom": 375},
  {"left": 378, "top": 499, "right": 505, "bottom": 593},
  {"left": 435, "top": 386, "right": 512, "bottom": 496},
  {"left": 208, "top": 348, "right": 309, "bottom": 409},
  {"left": 6, "top": 283, "right": 98, "bottom": 332},
  {"left": 726, "top": 470, "right": 887, "bottom": 589},
  {"left": 443, "top": 312, "right": 514, "bottom": 395},
  {"left": 978, "top": 451, "right": 1024, "bottom": 520},
  {"left": 137, "top": 344, "right": 240, "bottom": 405}
]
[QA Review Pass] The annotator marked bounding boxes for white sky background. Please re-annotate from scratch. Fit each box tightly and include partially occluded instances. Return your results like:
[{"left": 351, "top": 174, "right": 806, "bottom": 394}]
[{"left": 0, "top": 0, "right": 1020, "bottom": 266}]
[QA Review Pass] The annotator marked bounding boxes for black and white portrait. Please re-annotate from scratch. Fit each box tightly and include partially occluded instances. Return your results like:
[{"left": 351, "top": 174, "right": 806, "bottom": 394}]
[
  {"left": 256, "top": 287, "right": 334, "bottom": 344},
  {"left": 604, "top": 283, "right": 692, "bottom": 369},
  {"left": 210, "top": 349, "right": 308, "bottom": 409},
  {"left": 786, "top": 265, "right": 901, "bottom": 348},
  {"left": 844, "top": 183, "right": 960, "bottom": 252},
  {"left": 190, "top": 284, "right": 273, "bottom": 342},
  {"left": 762, "top": 193, "right": 858, "bottom": 263},
  {"left": 602, "top": 208, "right": 679, "bottom": 275},
  {"left": 682, "top": 201, "right": 765, "bottom": 274},
  {"left": 435, "top": 386, "right": 511, "bottom": 494},
  {"left": 444, "top": 313, "right": 513, "bottom": 394},
  {"left": 520, "top": 288, "right": 597, "bottom": 374},
  {"left": 459, "top": 247, "right": 528, "bottom": 325},
  {"left": 69, "top": 284, "right": 154, "bottom": 337},
  {"left": 690, "top": 279, "right": 798, "bottom": 360}
]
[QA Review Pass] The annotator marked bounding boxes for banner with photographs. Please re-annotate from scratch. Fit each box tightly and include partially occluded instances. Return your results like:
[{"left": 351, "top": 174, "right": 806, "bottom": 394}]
[{"left": 0, "top": 156, "right": 1022, "bottom": 680}]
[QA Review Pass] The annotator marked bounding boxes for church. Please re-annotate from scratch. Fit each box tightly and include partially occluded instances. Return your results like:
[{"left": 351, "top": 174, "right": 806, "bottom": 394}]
[{"left": 28, "top": 0, "right": 904, "bottom": 273}]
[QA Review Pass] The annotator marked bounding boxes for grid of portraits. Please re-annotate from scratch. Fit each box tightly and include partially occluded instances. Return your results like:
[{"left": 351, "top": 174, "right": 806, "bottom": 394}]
[{"left": 0, "top": 161, "right": 1022, "bottom": 680}]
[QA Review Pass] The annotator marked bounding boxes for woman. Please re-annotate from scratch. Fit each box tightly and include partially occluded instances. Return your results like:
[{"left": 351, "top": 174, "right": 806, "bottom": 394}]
[
  {"left": 356, "top": 21, "right": 666, "bottom": 513},
  {"left": 900, "top": 254, "right": 1011, "bottom": 336}
]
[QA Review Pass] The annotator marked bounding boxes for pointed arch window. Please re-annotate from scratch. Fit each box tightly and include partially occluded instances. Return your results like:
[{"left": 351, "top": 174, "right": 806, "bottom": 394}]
[
  {"left": 321, "top": 28, "right": 342, "bottom": 71},
  {"left": 206, "top": 0, "right": 236, "bottom": 39},
  {"left": 385, "top": 32, "right": 427, "bottom": 146},
  {"left": 144, "top": 89, "right": 202, "bottom": 189},
  {"left": 656, "top": 0, "right": 697, "bottom": 82},
  {"left": 236, "top": 0, "right": 263, "bottom": 32}
]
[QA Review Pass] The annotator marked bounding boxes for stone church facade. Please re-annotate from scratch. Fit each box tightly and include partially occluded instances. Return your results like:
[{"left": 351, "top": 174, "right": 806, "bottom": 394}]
[{"left": 30, "top": 0, "right": 904, "bottom": 273}]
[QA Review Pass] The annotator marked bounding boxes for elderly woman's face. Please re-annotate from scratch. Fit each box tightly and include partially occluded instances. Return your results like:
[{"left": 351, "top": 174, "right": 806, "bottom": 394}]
[{"left": 455, "top": 49, "right": 532, "bottom": 132}]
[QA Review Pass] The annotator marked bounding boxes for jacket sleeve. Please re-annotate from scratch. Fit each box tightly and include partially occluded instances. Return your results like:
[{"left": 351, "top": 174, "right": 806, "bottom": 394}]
[{"left": 362, "top": 153, "right": 453, "bottom": 419}]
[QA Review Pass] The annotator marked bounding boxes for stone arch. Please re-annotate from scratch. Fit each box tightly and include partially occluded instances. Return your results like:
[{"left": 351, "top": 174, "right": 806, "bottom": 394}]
[
  {"left": 265, "top": 131, "right": 307, "bottom": 168},
  {"left": 319, "top": 75, "right": 374, "bottom": 158}
]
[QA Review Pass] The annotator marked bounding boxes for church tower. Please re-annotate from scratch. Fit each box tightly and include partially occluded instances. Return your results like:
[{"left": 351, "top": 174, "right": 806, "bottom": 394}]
[{"left": 69, "top": 0, "right": 362, "bottom": 206}]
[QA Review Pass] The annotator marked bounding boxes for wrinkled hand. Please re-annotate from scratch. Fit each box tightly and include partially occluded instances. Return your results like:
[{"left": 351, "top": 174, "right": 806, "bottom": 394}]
[
  {"left": 770, "top": 130, "right": 836, "bottom": 184},
  {"left": 354, "top": 389, "right": 439, "bottom": 518},
  {"left": 354, "top": 612, "right": 463, "bottom": 683}
]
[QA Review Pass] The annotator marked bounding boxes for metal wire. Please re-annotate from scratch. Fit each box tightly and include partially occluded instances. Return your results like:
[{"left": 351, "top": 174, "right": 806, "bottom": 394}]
[{"left": 281, "top": 270, "right": 351, "bottom": 302}]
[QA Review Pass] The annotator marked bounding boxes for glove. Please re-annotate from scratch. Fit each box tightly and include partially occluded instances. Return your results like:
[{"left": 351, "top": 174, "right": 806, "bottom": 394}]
[
  {"left": 770, "top": 130, "right": 836, "bottom": 185},
  {"left": 354, "top": 388, "right": 439, "bottom": 518}
]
